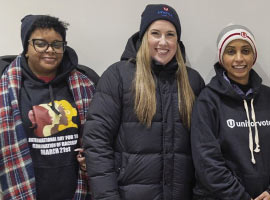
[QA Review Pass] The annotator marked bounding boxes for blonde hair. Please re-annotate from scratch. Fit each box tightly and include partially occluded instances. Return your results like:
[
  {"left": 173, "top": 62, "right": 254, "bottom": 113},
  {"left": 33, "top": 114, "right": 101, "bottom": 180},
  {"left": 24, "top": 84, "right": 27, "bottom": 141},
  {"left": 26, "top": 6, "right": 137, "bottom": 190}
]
[{"left": 134, "top": 32, "right": 195, "bottom": 129}]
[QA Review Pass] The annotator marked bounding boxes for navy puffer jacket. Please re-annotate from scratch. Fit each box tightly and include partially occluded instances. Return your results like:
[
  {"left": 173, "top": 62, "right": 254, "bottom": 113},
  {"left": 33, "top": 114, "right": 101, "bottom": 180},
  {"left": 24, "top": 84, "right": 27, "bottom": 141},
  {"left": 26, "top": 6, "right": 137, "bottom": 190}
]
[{"left": 83, "top": 32, "right": 205, "bottom": 200}]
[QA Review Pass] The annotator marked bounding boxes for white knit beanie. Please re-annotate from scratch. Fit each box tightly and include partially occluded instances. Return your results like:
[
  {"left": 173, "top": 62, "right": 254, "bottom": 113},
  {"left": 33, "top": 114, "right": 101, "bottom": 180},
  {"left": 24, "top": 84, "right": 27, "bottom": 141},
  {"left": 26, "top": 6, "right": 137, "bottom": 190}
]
[{"left": 217, "top": 24, "right": 257, "bottom": 65}]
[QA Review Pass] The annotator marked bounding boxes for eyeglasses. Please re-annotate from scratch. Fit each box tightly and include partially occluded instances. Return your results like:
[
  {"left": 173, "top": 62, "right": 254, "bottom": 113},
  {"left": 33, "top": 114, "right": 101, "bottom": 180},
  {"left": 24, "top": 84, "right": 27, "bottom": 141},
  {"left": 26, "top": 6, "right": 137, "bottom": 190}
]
[{"left": 28, "top": 39, "right": 67, "bottom": 54}]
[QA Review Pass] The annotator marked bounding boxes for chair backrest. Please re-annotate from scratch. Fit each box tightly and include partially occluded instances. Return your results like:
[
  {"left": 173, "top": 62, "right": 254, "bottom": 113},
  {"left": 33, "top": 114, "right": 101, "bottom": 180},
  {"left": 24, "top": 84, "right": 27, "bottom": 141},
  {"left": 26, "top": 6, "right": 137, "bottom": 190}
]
[
  {"left": 0, "top": 55, "right": 99, "bottom": 85},
  {"left": 76, "top": 64, "right": 99, "bottom": 86},
  {"left": 0, "top": 55, "right": 16, "bottom": 75}
]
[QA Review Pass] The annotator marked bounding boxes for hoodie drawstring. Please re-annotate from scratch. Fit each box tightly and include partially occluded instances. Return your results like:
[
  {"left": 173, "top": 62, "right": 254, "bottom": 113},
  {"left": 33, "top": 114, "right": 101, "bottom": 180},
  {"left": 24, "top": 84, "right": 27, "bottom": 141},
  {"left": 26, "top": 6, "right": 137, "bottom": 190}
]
[
  {"left": 251, "top": 99, "right": 260, "bottom": 153},
  {"left": 49, "top": 84, "right": 60, "bottom": 115},
  {"left": 243, "top": 99, "right": 260, "bottom": 164}
]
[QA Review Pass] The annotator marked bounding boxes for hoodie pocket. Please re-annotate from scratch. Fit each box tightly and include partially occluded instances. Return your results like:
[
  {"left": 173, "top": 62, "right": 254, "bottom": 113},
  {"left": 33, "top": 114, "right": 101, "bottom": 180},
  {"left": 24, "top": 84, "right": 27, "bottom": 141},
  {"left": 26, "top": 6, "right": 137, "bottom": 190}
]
[
  {"left": 224, "top": 159, "right": 242, "bottom": 183},
  {"left": 241, "top": 174, "right": 269, "bottom": 198}
]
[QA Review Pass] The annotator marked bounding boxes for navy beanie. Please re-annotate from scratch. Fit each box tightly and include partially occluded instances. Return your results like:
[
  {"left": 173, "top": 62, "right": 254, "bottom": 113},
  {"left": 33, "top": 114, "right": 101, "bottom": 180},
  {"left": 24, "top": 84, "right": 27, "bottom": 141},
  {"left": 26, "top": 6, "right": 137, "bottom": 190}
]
[{"left": 139, "top": 4, "right": 181, "bottom": 41}]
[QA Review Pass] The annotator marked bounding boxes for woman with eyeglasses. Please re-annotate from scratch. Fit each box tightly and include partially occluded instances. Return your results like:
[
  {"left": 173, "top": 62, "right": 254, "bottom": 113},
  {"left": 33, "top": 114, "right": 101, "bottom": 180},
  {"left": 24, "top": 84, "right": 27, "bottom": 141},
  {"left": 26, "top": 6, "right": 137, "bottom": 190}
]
[
  {"left": 83, "top": 4, "right": 205, "bottom": 200},
  {"left": 0, "top": 15, "right": 98, "bottom": 200}
]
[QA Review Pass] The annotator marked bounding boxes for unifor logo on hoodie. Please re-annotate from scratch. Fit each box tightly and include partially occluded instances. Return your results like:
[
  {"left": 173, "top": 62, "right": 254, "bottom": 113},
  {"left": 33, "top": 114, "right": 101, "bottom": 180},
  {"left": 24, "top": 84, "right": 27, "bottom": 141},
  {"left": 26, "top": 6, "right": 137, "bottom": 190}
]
[{"left": 227, "top": 119, "right": 270, "bottom": 128}]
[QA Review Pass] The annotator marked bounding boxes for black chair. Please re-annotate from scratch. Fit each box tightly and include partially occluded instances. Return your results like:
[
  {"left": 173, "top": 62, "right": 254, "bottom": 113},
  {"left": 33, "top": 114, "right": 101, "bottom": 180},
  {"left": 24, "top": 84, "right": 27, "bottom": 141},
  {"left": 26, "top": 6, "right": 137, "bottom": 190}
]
[{"left": 0, "top": 55, "right": 16, "bottom": 75}]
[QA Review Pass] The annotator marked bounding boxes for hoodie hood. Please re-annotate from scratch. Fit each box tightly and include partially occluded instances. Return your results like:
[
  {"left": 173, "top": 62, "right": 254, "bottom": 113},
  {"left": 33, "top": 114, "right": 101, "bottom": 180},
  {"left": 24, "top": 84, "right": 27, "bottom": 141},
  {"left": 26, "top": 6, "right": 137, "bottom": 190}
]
[
  {"left": 208, "top": 62, "right": 262, "bottom": 100},
  {"left": 120, "top": 32, "right": 141, "bottom": 62},
  {"left": 120, "top": 31, "right": 187, "bottom": 63},
  {"left": 21, "top": 46, "right": 78, "bottom": 85},
  {"left": 55, "top": 46, "right": 78, "bottom": 82}
]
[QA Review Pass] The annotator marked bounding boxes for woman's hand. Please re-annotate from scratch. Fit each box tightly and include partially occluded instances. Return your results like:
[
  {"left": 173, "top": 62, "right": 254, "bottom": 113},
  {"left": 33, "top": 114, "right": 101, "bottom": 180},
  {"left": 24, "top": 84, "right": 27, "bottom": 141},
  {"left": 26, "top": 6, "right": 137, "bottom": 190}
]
[
  {"left": 255, "top": 191, "right": 270, "bottom": 200},
  {"left": 74, "top": 148, "right": 87, "bottom": 171}
]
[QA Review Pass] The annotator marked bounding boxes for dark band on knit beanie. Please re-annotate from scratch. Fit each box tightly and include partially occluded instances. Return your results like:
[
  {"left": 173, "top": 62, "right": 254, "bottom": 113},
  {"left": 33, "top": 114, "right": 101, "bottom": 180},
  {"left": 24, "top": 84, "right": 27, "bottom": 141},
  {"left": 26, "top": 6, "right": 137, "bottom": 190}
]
[
  {"left": 139, "top": 4, "right": 181, "bottom": 41},
  {"left": 21, "top": 14, "right": 66, "bottom": 53}
]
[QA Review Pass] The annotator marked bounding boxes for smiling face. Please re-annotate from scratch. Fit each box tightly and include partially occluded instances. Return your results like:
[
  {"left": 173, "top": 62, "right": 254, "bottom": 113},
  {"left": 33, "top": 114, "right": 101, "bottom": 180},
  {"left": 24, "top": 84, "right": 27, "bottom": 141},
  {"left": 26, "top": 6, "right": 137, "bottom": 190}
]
[
  {"left": 26, "top": 28, "right": 64, "bottom": 77},
  {"left": 147, "top": 20, "right": 177, "bottom": 65},
  {"left": 222, "top": 39, "right": 255, "bottom": 85}
]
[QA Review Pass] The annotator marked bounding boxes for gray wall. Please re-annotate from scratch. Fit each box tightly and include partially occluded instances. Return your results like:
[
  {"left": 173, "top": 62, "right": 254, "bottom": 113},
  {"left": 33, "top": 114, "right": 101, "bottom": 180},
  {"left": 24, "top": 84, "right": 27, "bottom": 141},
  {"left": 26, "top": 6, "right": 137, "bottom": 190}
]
[{"left": 1, "top": 0, "right": 270, "bottom": 84}]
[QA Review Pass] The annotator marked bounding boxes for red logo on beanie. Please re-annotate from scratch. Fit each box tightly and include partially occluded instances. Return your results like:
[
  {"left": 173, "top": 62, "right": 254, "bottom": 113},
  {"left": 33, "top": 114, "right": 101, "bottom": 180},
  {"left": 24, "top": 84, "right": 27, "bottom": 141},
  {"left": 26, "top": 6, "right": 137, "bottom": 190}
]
[
  {"left": 241, "top": 32, "right": 247, "bottom": 38},
  {"left": 163, "top": 7, "right": 169, "bottom": 11}
]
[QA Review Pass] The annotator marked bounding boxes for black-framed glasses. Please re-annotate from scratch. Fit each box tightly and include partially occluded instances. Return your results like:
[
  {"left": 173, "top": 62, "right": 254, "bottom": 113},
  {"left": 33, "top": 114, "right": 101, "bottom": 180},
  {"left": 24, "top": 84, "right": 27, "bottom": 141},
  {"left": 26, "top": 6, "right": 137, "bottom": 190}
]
[{"left": 28, "top": 39, "right": 67, "bottom": 54}]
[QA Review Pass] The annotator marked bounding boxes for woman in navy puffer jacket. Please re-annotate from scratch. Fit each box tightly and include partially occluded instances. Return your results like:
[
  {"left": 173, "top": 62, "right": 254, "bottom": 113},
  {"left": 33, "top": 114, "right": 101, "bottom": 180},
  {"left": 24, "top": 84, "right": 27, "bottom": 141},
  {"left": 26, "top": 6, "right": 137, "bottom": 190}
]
[{"left": 83, "top": 4, "right": 205, "bottom": 200}]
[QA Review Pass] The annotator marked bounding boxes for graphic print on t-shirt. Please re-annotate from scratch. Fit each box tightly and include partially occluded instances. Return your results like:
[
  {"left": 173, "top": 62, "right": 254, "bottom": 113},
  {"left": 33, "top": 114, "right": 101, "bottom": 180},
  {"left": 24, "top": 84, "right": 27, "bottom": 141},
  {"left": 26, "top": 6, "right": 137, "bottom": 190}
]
[{"left": 28, "top": 100, "right": 78, "bottom": 137}]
